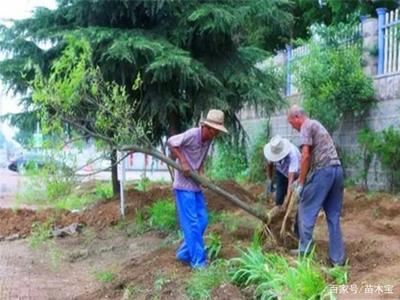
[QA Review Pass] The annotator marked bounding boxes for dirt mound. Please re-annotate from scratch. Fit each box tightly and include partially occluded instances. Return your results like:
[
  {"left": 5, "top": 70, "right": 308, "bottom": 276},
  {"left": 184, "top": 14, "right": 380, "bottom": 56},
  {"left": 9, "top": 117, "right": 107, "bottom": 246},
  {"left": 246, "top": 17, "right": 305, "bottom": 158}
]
[
  {"left": 0, "top": 181, "right": 257, "bottom": 237},
  {"left": 204, "top": 180, "right": 258, "bottom": 212}
]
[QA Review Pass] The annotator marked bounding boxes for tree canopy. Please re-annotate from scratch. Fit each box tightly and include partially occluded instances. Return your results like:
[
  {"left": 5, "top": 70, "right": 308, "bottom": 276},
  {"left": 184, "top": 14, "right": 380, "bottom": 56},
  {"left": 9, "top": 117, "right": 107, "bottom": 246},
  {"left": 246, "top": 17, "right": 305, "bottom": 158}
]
[{"left": 0, "top": 0, "right": 291, "bottom": 146}]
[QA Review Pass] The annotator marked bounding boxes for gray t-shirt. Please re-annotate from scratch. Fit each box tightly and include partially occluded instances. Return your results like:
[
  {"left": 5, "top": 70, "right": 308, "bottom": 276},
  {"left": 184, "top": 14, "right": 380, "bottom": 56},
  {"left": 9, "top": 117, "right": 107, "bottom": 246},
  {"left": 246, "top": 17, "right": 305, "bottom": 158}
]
[
  {"left": 300, "top": 119, "right": 340, "bottom": 171},
  {"left": 167, "top": 127, "right": 211, "bottom": 191}
]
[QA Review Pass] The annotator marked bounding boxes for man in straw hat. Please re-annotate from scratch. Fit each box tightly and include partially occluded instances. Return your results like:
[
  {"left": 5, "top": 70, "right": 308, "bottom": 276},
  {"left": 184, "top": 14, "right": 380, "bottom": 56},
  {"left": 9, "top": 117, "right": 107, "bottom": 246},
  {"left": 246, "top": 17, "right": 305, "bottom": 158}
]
[
  {"left": 287, "top": 105, "right": 346, "bottom": 266},
  {"left": 167, "top": 109, "right": 228, "bottom": 269},
  {"left": 264, "top": 135, "right": 301, "bottom": 209}
]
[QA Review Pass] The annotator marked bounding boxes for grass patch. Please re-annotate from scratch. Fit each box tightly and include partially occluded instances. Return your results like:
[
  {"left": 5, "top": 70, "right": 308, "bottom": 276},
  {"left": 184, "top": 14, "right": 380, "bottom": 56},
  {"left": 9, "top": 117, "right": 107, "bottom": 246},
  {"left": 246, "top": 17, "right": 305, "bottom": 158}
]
[
  {"left": 95, "top": 269, "right": 116, "bottom": 283},
  {"left": 230, "top": 247, "right": 334, "bottom": 299},
  {"left": 186, "top": 259, "right": 229, "bottom": 299},
  {"left": 205, "top": 232, "right": 222, "bottom": 261},
  {"left": 53, "top": 194, "right": 98, "bottom": 211},
  {"left": 28, "top": 219, "right": 53, "bottom": 249},
  {"left": 28, "top": 219, "right": 63, "bottom": 270},
  {"left": 122, "top": 284, "right": 144, "bottom": 300}
]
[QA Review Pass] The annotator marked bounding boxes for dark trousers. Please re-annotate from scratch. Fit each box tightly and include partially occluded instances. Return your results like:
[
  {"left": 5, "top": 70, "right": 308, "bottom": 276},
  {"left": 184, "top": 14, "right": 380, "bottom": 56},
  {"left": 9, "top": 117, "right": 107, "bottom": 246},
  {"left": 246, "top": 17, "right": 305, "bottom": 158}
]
[
  {"left": 275, "top": 170, "right": 299, "bottom": 237},
  {"left": 275, "top": 170, "right": 288, "bottom": 206}
]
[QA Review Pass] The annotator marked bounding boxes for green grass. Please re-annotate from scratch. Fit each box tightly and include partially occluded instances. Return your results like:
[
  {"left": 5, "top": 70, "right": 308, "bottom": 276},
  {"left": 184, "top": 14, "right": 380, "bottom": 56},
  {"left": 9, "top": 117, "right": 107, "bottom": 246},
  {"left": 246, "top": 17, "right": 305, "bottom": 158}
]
[
  {"left": 94, "top": 270, "right": 116, "bottom": 283},
  {"left": 122, "top": 284, "right": 143, "bottom": 300},
  {"left": 154, "top": 272, "right": 171, "bottom": 292},
  {"left": 230, "top": 247, "right": 334, "bottom": 300},
  {"left": 185, "top": 260, "right": 229, "bottom": 299},
  {"left": 205, "top": 232, "right": 222, "bottom": 261},
  {"left": 323, "top": 264, "right": 349, "bottom": 285},
  {"left": 53, "top": 194, "right": 99, "bottom": 211},
  {"left": 28, "top": 220, "right": 53, "bottom": 249},
  {"left": 148, "top": 198, "right": 177, "bottom": 231},
  {"left": 116, "top": 209, "right": 150, "bottom": 237},
  {"left": 28, "top": 219, "right": 63, "bottom": 270},
  {"left": 94, "top": 182, "right": 113, "bottom": 199}
]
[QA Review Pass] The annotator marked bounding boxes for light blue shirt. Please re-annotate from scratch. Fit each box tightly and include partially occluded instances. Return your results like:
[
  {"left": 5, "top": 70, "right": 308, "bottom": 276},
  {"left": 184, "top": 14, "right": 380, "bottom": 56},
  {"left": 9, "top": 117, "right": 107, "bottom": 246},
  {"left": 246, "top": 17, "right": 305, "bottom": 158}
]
[{"left": 273, "top": 143, "right": 301, "bottom": 177}]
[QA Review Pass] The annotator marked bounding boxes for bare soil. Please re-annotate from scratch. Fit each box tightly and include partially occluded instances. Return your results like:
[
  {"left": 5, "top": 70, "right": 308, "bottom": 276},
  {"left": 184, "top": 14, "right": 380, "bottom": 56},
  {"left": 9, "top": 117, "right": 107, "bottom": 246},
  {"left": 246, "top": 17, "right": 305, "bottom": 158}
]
[{"left": 0, "top": 182, "right": 399, "bottom": 299}]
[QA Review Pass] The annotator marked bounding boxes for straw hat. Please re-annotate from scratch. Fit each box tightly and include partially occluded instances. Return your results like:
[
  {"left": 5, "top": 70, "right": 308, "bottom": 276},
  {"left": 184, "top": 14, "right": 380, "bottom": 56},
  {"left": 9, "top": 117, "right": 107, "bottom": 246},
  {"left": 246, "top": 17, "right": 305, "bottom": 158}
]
[
  {"left": 201, "top": 109, "right": 228, "bottom": 133},
  {"left": 263, "top": 135, "right": 291, "bottom": 162}
]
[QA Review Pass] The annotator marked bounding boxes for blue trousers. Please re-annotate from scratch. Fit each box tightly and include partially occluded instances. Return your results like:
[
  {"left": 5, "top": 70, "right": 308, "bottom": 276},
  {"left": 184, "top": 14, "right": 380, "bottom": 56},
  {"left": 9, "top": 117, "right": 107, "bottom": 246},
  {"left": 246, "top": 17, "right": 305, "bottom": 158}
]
[
  {"left": 298, "top": 165, "right": 346, "bottom": 265},
  {"left": 174, "top": 189, "right": 208, "bottom": 268}
]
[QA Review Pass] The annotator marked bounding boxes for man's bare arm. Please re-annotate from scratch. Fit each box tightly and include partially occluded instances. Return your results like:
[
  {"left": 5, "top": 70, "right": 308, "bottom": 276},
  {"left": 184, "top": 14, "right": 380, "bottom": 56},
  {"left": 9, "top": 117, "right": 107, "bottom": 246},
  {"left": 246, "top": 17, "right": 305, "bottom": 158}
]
[
  {"left": 298, "top": 145, "right": 311, "bottom": 185},
  {"left": 170, "top": 147, "right": 190, "bottom": 177}
]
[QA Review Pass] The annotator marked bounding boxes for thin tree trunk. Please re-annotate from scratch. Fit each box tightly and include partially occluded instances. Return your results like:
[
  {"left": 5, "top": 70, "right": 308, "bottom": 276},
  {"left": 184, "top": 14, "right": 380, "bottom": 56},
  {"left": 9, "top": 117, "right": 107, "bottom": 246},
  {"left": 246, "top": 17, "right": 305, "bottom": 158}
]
[
  {"left": 168, "top": 110, "right": 181, "bottom": 136},
  {"left": 121, "top": 144, "right": 271, "bottom": 223},
  {"left": 111, "top": 149, "right": 119, "bottom": 196}
]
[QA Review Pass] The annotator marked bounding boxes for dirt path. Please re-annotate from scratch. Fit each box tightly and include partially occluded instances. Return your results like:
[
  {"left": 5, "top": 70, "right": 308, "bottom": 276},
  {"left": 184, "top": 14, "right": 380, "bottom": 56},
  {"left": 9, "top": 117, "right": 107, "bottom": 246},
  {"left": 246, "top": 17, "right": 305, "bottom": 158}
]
[{"left": 0, "top": 230, "right": 164, "bottom": 300}]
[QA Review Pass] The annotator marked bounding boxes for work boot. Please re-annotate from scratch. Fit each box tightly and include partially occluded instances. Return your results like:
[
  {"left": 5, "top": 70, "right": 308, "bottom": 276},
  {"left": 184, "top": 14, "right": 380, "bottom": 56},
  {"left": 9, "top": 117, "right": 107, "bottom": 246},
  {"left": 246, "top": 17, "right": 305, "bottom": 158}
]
[{"left": 328, "top": 257, "right": 348, "bottom": 268}]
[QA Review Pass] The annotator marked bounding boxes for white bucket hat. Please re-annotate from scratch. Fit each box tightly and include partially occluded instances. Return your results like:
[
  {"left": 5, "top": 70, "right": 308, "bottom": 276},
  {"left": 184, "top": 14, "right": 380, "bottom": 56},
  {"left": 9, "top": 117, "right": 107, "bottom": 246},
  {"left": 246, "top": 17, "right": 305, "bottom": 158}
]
[
  {"left": 263, "top": 135, "right": 291, "bottom": 162},
  {"left": 201, "top": 109, "right": 228, "bottom": 133}
]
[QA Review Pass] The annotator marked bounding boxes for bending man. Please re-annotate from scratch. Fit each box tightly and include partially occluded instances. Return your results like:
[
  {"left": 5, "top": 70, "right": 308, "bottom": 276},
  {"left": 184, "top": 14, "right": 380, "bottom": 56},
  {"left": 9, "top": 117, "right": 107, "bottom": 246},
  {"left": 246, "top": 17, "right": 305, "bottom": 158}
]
[
  {"left": 167, "top": 109, "right": 228, "bottom": 269},
  {"left": 287, "top": 105, "right": 346, "bottom": 266}
]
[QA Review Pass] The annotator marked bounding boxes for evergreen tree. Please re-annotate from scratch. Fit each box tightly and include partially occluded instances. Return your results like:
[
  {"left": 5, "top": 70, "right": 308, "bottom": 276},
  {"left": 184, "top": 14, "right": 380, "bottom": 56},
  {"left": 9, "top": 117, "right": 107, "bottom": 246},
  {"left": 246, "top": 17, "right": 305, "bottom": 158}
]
[{"left": 0, "top": 0, "right": 290, "bottom": 194}]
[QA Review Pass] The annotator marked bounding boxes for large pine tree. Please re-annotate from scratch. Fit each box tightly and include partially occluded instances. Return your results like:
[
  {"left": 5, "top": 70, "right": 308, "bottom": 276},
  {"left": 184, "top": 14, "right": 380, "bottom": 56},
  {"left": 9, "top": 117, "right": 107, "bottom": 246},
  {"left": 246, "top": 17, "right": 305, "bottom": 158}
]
[{"left": 0, "top": 0, "right": 291, "bottom": 193}]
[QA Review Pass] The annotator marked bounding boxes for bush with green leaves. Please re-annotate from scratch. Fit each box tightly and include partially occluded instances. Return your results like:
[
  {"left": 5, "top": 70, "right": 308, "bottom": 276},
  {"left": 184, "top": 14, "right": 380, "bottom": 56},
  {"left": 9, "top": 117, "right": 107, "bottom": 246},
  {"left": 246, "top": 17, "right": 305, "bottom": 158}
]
[
  {"left": 248, "top": 123, "right": 271, "bottom": 183},
  {"left": 148, "top": 199, "right": 177, "bottom": 231},
  {"left": 185, "top": 259, "right": 229, "bottom": 299},
  {"left": 17, "top": 156, "right": 75, "bottom": 205},
  {"left": 206, "top": 138, "right": 248, "bottom": 182},
  {"left": 356, "top": 128, "right": 377, "bottom": 190},
  {"left": 293, "top": 29, "right": 375, "bottom": 134},
  {"left": 372, "top": 126, "right": 400, "bottom": 192}
]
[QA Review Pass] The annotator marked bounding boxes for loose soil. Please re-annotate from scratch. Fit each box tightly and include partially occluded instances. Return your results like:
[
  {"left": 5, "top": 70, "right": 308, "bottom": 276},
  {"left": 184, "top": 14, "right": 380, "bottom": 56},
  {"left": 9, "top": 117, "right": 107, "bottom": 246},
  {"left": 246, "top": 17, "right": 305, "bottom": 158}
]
[{"left": 0, "top": 182, "right": 399, "bottom": 299}]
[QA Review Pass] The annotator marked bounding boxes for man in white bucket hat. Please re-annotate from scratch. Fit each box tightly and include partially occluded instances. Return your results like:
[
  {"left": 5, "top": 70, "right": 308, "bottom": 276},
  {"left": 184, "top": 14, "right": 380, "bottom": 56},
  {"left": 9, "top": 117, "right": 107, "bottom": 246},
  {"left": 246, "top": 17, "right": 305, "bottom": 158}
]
[
  {"left": 264, "top": 135, "right": 301, "bottom": 208},
  {"left": 167, "top": 109, "right": 227, "bottom": 269}
]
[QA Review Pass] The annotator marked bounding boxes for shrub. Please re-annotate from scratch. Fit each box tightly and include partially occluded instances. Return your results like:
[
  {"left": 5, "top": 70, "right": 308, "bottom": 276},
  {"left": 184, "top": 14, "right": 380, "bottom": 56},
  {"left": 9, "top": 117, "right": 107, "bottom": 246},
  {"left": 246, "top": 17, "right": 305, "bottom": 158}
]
[
  {"left": 293, "top": 26, "right": 376, "bottom": 134},
  {"left": 206, "top": 138, "right": 248, "bottom": 181},
  {"left": 356, "top": 128, "right": 377, "bottom": 190},
  {"left": 148, "top": 199, "right": 177, "bottom": 231},
  {"left": 373, "top": 126, "right": 400, "bottom": 192},
  {"left": 248, "top": 123, "right": 271, "bottom": 183}
]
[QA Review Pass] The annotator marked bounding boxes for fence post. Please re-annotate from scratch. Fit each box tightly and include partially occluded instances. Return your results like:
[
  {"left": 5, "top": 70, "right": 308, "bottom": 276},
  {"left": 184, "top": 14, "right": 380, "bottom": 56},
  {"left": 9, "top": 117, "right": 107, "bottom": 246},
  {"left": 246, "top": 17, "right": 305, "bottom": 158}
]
[
  {"left": 285, "top": 44, "right": 292, "bottom": 96},
  {"left": 376, "top": 7, "right": 388, "bottom": 75},
  {"left": 361, "top": 16, "right": 379, "bottom": 76}
]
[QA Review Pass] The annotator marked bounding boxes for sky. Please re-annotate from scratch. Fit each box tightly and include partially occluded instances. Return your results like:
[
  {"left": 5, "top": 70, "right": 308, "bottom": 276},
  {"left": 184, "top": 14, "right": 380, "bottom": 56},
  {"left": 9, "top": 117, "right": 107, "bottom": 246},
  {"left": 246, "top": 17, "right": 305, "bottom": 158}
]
[{"left": 0, "top": 0, "right": 56, "bottom": 140}]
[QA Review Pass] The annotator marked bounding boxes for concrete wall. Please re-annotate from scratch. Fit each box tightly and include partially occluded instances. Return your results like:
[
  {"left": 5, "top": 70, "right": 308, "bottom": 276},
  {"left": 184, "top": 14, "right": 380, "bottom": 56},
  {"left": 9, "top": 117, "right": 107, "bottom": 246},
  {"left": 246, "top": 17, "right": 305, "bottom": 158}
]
[{"left": 240, "top": 17, "right": 400, "bottom": 191}]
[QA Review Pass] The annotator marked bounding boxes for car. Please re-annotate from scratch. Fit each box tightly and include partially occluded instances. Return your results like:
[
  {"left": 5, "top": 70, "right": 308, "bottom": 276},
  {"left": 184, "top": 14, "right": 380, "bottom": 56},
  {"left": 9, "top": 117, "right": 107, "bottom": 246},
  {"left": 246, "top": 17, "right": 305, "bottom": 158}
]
[{"left": 8, "top": 153, "right": 73, "bottom": 174}]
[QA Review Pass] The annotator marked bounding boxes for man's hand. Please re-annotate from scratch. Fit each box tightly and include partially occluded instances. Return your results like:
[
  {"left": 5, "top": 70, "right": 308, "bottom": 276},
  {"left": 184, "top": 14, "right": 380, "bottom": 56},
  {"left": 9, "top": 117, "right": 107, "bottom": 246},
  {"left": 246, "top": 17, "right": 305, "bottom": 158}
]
[
  {"left": 181, "top": 161, "right": 191, "bottom": 177},
  {"left": 291, "top": 180, "right": 303, "bottom": 196}
]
